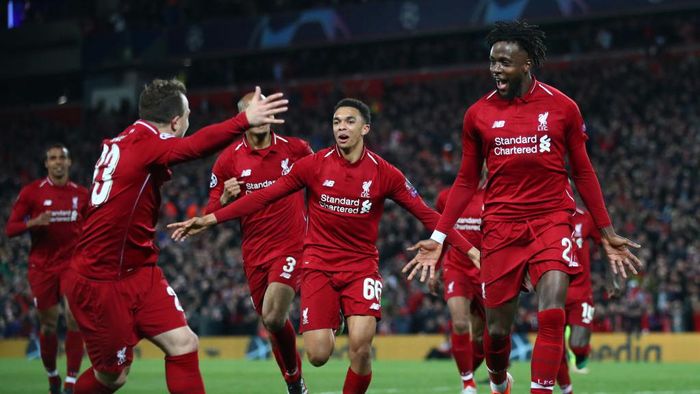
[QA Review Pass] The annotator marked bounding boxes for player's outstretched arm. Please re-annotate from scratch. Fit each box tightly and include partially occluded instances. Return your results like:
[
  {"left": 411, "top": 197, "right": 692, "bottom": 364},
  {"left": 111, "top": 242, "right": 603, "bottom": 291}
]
[
  {"left": 600, "top": 227, "right": 642, "bottom": 279},
  {"left": 155, "top": 87, "right": 289, "bottom": 166},
  {"left": 168, "top": 214, "right": 217, "bottom": 241}
]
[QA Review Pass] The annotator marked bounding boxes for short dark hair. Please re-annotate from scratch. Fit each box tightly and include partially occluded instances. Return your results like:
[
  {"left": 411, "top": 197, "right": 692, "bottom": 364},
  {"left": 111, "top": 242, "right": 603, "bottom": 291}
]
[
  {"left": 334, "top": 98, "right": 371, "bottom": 124},
  {"left": 138, "top": 78, "right": 187, "bottom": 124},
  {"left": 45, "top": 143, "right": 69, "bottom": 160},
  {"left": 486, "top": 20, "right": 547, "bottom": 68}
]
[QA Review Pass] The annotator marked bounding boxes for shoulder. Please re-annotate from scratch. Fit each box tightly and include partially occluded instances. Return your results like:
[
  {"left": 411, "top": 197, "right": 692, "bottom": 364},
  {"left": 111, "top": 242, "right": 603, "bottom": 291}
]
[
  {"left": 276, "top": 135, "right": 313, "bottom": 155},
  {"left": 68, "top": 182, "right": 89, "bottom": 194},
  {"left": 19, "top": 180, "right": 42, "bottom": 196},
  {"left": 536, "top": 82, "right": 579, "bottom": 112}
]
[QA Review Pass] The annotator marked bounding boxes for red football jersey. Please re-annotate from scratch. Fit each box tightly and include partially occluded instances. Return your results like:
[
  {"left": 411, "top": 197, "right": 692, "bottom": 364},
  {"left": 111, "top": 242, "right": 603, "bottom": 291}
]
[
  {"left": 567, "top": 207, "right": 602, "bottom": 302},
  {"left": 436, "top": 186, "right": 484, "bottom": 276},
  {"left": 206, "top": 133, "right": 313, "bottom": 266},
  {"left": 436, "top": 78, "right": 611, "bottom": 234},
  {"left": 73, "top": 115, "right": 249, "bottom": 280},
  {"left": 5, "top": 178, "right": 88, "bottom": 271},
  {"left": 213, "top": 146, "right": 473, "bottom": 273}
]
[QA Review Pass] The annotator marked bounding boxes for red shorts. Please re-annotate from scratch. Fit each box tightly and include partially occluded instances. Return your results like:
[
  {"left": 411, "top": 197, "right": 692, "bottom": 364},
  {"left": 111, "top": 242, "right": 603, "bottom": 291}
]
[
  {"left": 28, "top": 266, "right": 70, "bottom": 310},
  {"left": 244, "top": 253, "right": 302, "bottom": 314},
  {"left": 442, "top": 265, "right": 480, "bottom": 301},
  {"left": 565, "top": 297, "right": 595, "bottom": 328},
  {"left": 480, "top": 212, "right": 581, "bottom": 308},
  {"left": 299, "top": 269, "right": 382, "bottom": 333},
  {"left": 64, "top": 265, "right": 188, "bottom": 374},
  {"left": 443, "top": 267, "right": 485, "bottom": 319}
]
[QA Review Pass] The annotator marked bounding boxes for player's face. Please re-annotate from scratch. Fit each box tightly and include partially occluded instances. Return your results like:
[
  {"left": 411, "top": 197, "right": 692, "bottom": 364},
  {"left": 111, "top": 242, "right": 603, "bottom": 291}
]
[
  {"left": 45, "top": 147, "right": 71, "bottom": 179},
  {"left": 489, "top": 41, "right": 532, "bottom": 99},
  {"left": 172, "top": 93, "right": 191, "bottom": 138},
  {"left": 333, "top": 107, "right": 370, "bottom": 151}
]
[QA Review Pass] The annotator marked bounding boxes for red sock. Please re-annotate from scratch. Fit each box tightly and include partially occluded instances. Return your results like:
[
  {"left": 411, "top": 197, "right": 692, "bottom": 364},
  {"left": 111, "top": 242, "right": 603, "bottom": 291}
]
[
  {"left": 269, "top": 320, "right": 301, "bottom": 382},
  {"left": 64, "top": 330, "right": 84, "bottom": 389},
  {"left": 531, "top": 309, "right": 566, "bottom": 394},
  {"left": 451, "top": 332, "right": 474, "bottom": 379},
  {"left": 40, "top": 332, "right": 59, "bottom": 385},
  {"left": 484, "top": 328, "right": 510, "bottom": 385},
  {"left": 556, "top": 345, "right": 571, "bottom": 389},
  {"left": 472, "top": 339, "right": 485, "bottom": 372},
  {"left": 165, "top": 351, "right": 205, "bottom": 394},
  {"left": 343, "top": 367, "right": 372, "bottom": 394},
  {"left": 74, "top": 367, "right": 115, "bottom": 394}
]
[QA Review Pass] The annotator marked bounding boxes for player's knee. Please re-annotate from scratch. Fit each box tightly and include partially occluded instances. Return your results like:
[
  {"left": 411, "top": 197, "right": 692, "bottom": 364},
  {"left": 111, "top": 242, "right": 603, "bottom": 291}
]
[
  {"left": 40, "top": 320, "right": 58, "bottom": 335},
  {"left": 262, "top": 312, "right": 286, "bottom": 333},
  {"left": 307, "top": 349, "right": 330, "bottom": 367},
  {"left": 452, "top": 318, "right": 470, "bottom": 334},
  {"left": 183, "top": 332, "right": 199, "bottom": 353},
  {"left": 349, "top": 343, "right": 372, "bottom": 366},
  {"left": 487, "top": 324, "right": 510, "bottom": 339},
  {"left": 96, "top": 368, "right": 129, "bottom": 390}
]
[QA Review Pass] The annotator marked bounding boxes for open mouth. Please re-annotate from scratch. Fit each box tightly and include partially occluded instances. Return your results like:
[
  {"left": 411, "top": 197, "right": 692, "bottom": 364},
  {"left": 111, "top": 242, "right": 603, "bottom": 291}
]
[
  {"left": 337, "top": 134, "right": 350, "bottom": 144},
  {"left": 495, "top": 77, "right": 509, "bottom": 91}
]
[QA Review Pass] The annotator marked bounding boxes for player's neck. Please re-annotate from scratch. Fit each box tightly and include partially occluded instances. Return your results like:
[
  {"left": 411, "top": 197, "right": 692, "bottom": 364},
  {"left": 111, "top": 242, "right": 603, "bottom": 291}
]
[
  {"left": 48, "top": 174, "right": 68, "bottom": 186},
  {"left": 338, "top": 141, "right": 364, "bottom": 164},
  {"left": 246, "top": 132, "right": 272, "bottom": 150},
  {"left": 517, "top": 74, "right": 534, "bottom": 98}
]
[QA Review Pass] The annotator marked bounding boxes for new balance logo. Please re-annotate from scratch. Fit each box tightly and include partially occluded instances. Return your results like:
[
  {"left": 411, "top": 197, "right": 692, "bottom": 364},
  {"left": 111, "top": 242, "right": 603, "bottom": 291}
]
[
  {"left": 492, "top": 120, "right": 506, "bottom": 128},
  {"left": 43, "top": 199, "right": 52, "bottom": 206},
  {"left": 369, "top": 303, "right": 381, "bottom": 311},
  {"left": 240, "top": 169, "right": 252, "bottom": 177},
  {"left": 538, "top": 135, "right": 551, "bottom": 152},
  {"left": 323, "top": 180, "right": 335, "bottom": 187},
  {"left": 538, "top": 112, "right": 549, "bottom": 131}
]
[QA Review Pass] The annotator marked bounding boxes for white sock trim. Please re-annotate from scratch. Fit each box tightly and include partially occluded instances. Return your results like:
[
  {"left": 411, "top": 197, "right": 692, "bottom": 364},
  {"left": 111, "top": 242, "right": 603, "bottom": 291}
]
[
  {"left": 531, "top": 381, "right": 555, "bottom": 390},
  {"left": 461, "top": 372, "right": 474, "bottom": 381},
  {"left": 47, "top": 369, "right": 59, "bottom": 377},
  {"left": 65, "top": 376, "right": 77, "bottom": 384}
]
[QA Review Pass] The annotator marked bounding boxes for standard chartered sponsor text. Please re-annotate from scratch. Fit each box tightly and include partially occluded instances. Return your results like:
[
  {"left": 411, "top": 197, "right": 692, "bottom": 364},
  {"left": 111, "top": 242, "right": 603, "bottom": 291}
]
[
  {"left": 320, "top": 194, "right": 372, "bottom": 214},
  {"left": 493, "top": 134, "right": 547, "bottom": 156}
]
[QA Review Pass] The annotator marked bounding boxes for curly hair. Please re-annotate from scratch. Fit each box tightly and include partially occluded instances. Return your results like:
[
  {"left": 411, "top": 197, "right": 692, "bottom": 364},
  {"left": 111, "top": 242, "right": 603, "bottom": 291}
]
[{"left": 486, "top": 20, "right": 547, "bottom": 68}]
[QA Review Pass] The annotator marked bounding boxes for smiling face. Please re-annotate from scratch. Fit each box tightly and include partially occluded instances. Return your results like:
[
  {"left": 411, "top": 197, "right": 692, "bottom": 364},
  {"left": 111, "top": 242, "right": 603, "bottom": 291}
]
[
  {"left": 489, "top": 41, "right": 532, "bottom": 99},
  {"left": 45, "top": 147, "right": 71, "bottom": 180},
  {"left": 332, "top": 106, "right": 370, "bottom": 151}
]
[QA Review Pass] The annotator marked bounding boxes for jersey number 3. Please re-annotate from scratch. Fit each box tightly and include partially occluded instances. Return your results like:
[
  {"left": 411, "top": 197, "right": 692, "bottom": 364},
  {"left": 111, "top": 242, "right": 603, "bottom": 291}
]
[{"left": 91, "top": 144, "right": 121, "bottom": 206}]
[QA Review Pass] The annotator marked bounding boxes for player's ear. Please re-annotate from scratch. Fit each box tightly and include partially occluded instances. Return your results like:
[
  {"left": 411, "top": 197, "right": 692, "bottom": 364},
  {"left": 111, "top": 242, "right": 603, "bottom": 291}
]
[
  {"left": 523, "top": 58, "right": 532, "bottom": 73},
  {"left": 170, "top": 115, "right": 181, "bottom": 132},
  {"left": 361, "top": 123, "right": 370, "bottom": 136}
]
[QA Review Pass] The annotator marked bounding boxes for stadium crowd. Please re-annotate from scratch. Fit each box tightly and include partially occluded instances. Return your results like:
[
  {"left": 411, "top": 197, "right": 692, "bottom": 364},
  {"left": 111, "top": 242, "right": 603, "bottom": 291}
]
[{"left": 1, "top": 51, "right": 699, "bottom": 339}]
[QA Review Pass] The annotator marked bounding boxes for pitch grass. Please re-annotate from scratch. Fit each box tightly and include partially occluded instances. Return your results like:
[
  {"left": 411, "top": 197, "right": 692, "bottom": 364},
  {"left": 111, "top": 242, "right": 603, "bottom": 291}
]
[{"left": 1, "top": 358, "right": 698, "bottom": 393}]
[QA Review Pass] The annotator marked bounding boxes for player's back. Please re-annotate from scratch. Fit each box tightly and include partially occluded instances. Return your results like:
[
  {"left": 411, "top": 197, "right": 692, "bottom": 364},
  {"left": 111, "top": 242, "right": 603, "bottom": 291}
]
[
  {"left": 74, "top": 121, "right": 172, "bottom": 280},
  {"left": 467, "top": 79, "right": 587, "bottom": 221}
]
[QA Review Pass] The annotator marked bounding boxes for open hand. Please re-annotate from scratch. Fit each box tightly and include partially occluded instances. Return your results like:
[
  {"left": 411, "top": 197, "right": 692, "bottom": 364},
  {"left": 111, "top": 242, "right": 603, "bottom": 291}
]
[
  {"left": 245, "top": 86, "right": 288, "bottom": 126},
  {"left": 602, "top": 234, "right": 642, "bottom": 279},
  {"left": 402, "top": 239, "right": 443, "bottom": 282},
  {"left": 167, "top": 214, "right": 217, "bottom": 242}
]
